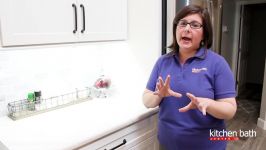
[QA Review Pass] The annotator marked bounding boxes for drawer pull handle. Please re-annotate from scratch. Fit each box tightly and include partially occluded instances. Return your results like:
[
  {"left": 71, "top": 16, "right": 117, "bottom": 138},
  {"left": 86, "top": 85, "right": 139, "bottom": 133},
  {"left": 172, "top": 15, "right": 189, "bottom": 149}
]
[
  {"left": 108, "top": 139, "right": 127, "bottom": 150},
  {"left": 72, "top": 4, "right": 78, "bottom": 33},
  {"left": 80, "top": 4, "right": 85, "bottom": 33}
]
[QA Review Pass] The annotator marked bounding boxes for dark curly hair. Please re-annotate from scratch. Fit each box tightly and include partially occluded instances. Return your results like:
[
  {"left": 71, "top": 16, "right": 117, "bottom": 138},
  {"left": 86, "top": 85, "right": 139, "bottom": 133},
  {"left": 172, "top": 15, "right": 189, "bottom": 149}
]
[{"left": 168, "top": 4, "right": 213, "bottom": 53}]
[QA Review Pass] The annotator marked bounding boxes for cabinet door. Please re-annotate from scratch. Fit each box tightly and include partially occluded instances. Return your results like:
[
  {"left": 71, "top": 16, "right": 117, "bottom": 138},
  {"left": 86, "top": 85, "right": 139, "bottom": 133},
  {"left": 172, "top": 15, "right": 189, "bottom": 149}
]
[
  {"left": 129, "top": 135, "right": 159, "bottom": 150},
  {"left": 0, "top": 0, "right": 78, "bottom": 46},
  {"left": 78, "top": 0, "right": 127, "bottom": 41}
]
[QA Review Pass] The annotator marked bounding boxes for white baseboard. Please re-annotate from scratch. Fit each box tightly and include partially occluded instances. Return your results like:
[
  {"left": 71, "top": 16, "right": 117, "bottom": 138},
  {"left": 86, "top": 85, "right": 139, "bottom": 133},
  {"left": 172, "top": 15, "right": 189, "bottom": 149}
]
[{"left": 257, "top": 118, "right": 266, "bottom": 130}]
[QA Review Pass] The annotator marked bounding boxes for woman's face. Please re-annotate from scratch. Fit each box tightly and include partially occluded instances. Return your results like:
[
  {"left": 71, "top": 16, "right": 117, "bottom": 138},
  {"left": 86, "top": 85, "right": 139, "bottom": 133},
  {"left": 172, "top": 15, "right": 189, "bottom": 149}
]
[{"left": 176, "top": 13, "right": 203, "bottom": 52}]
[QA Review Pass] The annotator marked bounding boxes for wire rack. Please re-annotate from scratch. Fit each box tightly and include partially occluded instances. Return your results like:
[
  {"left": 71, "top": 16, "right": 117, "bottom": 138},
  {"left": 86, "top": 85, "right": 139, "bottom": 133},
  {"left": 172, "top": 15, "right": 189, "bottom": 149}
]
[{"left": 7, "top": 87, "right": 110, "bottom": 120}]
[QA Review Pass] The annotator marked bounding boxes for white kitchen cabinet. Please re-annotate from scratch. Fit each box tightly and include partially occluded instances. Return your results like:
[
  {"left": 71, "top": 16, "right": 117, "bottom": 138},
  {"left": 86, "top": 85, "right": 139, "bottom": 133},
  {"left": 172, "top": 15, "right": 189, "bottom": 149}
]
[
  {"left": 79, "top": 0, "right": 127, "bottom": 42},
  {"left": 76, "top": 113, "right": 159, "bottom": 150},
  {"left": 0, "top": 0, "right": 127, "bottom": 47},
  {"left": 0, "top": 0, "right": 76, "bottom": 46}
]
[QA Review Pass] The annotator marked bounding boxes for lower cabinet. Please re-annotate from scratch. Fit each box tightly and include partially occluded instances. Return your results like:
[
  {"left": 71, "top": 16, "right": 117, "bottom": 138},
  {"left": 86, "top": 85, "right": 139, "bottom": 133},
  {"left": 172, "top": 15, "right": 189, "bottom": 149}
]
[
  {"left": 77, "top": 113, "right": 159, "bottom": 150},
  {"left": 128, "top": 135, "right": 158, "bottom": 150}
]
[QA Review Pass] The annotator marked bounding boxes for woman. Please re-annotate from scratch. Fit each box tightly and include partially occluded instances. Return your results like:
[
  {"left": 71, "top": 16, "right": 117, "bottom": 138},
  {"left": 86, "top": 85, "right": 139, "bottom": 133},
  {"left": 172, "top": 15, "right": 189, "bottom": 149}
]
[{"left": 143, "top": 5, "right": 237, "bottom": 150}]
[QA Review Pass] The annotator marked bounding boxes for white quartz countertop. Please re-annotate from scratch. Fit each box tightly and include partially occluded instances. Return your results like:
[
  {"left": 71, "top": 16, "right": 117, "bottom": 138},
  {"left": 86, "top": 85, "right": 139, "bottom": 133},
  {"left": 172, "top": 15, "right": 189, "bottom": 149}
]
[{"left": 0, "top": 94, "right": 158, "bottom": 150}]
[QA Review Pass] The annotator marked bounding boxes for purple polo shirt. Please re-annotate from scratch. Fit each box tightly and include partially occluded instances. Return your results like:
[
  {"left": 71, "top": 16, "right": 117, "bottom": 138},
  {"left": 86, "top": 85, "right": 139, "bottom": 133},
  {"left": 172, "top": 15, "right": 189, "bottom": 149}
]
[{"left": 146, "top": 47, "right": 236, "bottom": 150}]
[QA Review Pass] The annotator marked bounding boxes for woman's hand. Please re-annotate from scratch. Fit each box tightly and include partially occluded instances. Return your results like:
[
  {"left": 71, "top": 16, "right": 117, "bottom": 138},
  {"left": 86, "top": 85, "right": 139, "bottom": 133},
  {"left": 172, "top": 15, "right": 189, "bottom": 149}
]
[
  {"left": 142, "top": 75, "right": 182, "bottom": 108},
  {"left": 179, "top": 93, "right": 214, "bottom": 115},
  {"left": 154, "top": 75, "right": 182, "bottom": 98}
]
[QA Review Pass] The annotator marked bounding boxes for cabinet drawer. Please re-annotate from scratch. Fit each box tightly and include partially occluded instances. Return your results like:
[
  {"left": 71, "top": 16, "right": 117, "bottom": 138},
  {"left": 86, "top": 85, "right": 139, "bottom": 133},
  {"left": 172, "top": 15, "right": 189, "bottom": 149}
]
[
  {"left": 128, "top": 134, "right": 158, "bottom": 150},
  {"left": 77, "top": 114, "right": 158, "bottom": 150},
  {"left": 123, "top": 128, "right": 158, "bottom": 150}
]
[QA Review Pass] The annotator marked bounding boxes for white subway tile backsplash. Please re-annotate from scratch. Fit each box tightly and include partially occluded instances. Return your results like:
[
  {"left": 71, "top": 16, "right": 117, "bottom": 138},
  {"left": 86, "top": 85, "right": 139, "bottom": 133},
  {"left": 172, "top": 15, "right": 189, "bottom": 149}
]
[{"left": 0, "top": 41, "right": 139, "bottom": 117}]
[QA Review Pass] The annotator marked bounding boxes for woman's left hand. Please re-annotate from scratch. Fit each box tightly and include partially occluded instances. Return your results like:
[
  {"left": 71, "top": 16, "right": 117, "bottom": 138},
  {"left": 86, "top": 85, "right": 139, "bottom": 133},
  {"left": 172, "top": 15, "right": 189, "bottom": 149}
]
[{"left": 178, "top": 93, "right": 214, "bottom": 115}]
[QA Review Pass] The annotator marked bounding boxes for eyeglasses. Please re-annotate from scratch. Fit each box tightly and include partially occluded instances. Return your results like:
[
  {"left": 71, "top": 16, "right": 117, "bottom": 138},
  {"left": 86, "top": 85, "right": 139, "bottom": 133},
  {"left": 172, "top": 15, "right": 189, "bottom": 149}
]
[{"left": 177, "top": 20, "right": 203, "bottom": 29}]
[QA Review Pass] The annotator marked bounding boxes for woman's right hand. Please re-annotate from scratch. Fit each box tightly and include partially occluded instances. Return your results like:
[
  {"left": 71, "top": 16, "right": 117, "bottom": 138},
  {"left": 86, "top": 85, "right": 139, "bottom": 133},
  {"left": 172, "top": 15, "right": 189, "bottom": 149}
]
[{"left": 154, "top": 75, "right": 182, "bottom": 98}]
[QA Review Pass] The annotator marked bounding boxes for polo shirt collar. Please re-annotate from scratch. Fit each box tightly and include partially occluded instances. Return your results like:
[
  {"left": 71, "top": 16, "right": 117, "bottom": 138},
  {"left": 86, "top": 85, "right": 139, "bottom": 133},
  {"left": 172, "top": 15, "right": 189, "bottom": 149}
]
[
  {"left": 172, "top": 47, "right": 207, "bottom": 60},
  {"left": 194, "top": 47, "right": 207, "bottom": 59}
]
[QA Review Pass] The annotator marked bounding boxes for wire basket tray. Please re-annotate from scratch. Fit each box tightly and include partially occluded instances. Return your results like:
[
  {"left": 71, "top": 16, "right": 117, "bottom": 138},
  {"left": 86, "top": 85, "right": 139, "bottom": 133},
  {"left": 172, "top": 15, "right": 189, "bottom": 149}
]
[{"left": 7, "top": 88, "right": 94, "bottom": 120}]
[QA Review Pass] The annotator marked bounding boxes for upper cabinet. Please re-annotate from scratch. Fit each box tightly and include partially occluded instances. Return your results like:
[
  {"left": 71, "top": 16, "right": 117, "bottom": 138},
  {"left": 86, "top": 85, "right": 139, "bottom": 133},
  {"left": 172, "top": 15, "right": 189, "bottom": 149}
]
[
  {"left": 0, "top": 0, "right": 127, "bottom": 47},
  {"left": 79, "top": 0, "right": 127, "bottom": 42}
]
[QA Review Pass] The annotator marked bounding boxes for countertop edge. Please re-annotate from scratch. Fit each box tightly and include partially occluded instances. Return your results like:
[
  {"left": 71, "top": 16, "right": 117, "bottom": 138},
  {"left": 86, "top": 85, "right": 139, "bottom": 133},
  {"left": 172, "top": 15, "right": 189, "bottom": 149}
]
[{"left": 71, "top": 107, "right": 159, "bottom": 149}]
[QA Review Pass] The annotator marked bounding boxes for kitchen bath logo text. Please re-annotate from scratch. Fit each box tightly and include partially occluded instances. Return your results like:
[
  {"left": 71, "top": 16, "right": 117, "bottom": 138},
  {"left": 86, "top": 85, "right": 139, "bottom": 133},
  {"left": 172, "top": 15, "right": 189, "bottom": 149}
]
[{"left": 209, "top": 129, "right": 256, "bottom": 141}]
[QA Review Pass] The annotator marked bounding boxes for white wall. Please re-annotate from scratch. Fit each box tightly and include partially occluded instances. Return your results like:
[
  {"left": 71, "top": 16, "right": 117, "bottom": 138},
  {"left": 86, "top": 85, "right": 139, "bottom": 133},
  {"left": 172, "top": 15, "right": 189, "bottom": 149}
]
[
  {"left": 0, "top": 0, "right": 162, "bottom": 117},
  {"left": 127, "top": 0, "right": 162, "bottom": 76}
]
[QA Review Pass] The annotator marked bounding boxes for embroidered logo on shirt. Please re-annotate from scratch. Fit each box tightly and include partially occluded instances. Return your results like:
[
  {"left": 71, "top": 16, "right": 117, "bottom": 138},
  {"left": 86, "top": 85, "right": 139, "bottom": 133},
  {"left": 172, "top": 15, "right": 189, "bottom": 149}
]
[{"left": 192, "top": 67, "right": 207, "bottom": 73}]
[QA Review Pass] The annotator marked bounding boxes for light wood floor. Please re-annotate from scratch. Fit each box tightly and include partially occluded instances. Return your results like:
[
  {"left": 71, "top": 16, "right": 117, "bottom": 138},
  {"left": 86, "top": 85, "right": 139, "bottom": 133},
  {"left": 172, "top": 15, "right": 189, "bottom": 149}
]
[{"left": 226, "top": 99, "right": 266, "bottom": 150}]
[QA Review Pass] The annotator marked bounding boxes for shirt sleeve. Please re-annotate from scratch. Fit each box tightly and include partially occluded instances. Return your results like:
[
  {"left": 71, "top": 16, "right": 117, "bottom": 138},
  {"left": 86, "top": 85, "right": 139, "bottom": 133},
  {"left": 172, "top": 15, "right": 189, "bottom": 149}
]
[
  {"left": 214, "top": 57, "right": 236, "bottom": 99},
  {"left": 146, "top": 57, "right": 162, "bottom": 91}
]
